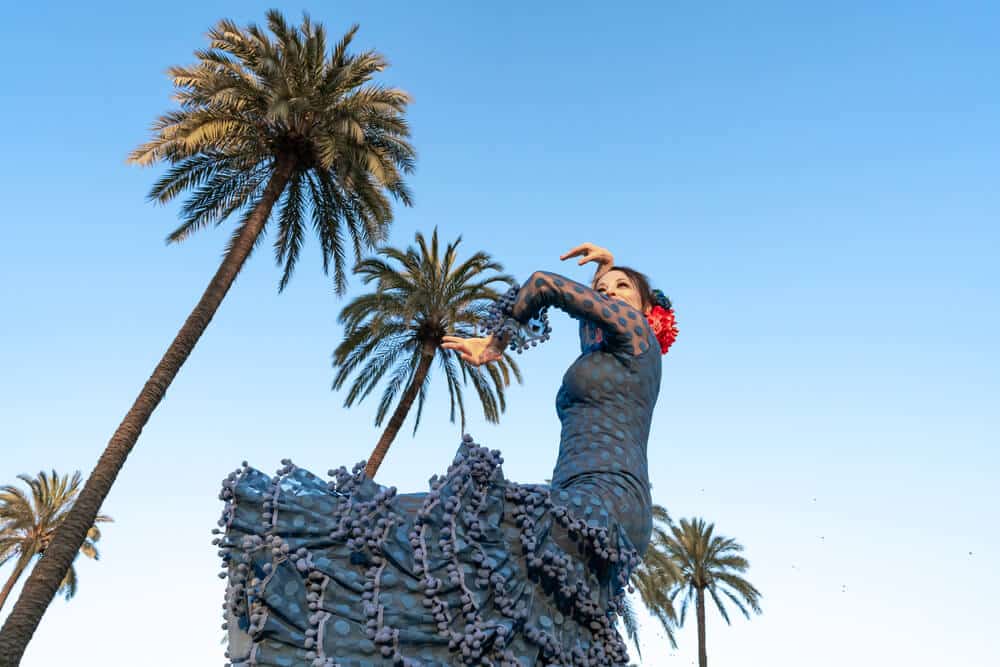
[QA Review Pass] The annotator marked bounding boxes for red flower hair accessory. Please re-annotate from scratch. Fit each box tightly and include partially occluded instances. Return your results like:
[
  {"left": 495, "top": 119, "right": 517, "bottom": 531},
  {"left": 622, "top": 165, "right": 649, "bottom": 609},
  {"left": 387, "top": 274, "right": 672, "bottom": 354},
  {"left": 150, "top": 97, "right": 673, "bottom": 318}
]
[{"left": 646, "top": 289, "right": 678, "bottom": 354}]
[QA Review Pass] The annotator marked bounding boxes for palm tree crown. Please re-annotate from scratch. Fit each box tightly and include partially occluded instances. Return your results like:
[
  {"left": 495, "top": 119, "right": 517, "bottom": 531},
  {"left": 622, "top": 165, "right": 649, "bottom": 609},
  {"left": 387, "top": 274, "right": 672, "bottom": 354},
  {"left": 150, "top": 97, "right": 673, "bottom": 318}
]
[
  {"left": 0, "top": 471, "right": 111, "bottom": 612},
  {"left": 129, "top": 10, "right": 415, "bottom": 292},
  {"left": 333, "top": 228, "right": 522, "bottom": 477}
]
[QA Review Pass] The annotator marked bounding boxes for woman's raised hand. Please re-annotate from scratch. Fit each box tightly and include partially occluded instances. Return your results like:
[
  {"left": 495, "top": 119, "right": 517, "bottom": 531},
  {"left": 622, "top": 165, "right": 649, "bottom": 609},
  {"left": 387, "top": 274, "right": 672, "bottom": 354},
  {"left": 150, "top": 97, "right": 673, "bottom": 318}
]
[
  {"left": 441, "top": 335, "right": 504, "bottom": 367},
  {"left": 560, "top": 243, "right": 615, "bottom": 277}
]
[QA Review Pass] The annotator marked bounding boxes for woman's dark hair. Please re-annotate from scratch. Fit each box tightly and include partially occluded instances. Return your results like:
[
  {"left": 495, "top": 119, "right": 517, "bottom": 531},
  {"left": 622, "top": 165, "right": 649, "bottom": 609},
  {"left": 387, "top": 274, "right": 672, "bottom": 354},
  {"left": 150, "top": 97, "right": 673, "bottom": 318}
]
[{"left": 593, "top": 265, "right": 655, "bottom": 311}]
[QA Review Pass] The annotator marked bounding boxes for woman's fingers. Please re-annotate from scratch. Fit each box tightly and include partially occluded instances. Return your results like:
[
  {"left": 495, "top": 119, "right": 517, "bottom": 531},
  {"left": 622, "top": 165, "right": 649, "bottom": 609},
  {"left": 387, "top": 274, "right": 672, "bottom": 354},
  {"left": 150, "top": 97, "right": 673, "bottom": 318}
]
[
  {"left": 442, "top": 337, "right": 498, "bottom": 366},
  {"left": 589, "top": 249, "right": 613, "bottom": 266},
  {"left": 442, "top": 336, "right": 482, "bottom": 364},
  {"left": 441, "top": 340, "right": 468, "bottom": 354},
  {"left": 454, "top": 350, "right": 477, "bottom": 365},
  {"left": 560, "top": 243, "right": 593, "bottom": 260}
]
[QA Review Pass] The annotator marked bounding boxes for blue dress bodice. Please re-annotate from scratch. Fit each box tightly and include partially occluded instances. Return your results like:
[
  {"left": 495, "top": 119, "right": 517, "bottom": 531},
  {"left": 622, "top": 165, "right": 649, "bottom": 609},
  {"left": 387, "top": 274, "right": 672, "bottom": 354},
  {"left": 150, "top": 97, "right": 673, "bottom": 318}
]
[{"left": 507, "top": 272, "right": 662, "bottom": 554}]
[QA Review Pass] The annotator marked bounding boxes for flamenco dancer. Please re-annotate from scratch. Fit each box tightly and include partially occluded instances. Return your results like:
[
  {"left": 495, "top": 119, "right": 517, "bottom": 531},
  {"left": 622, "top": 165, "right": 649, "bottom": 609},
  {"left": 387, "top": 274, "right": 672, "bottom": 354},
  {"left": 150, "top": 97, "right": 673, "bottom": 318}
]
[{"left": 216, "top": 243, "right": 678, "bottom": 666}]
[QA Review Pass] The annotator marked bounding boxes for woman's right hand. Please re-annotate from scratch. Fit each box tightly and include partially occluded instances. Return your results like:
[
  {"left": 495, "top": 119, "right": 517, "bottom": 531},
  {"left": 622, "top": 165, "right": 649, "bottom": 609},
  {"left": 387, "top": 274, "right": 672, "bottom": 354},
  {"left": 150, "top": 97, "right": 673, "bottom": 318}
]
[
  {"left": 560, "top": 243, "right": 615, "bottom": 278},
  {"left": 441, "top": 335, "right": 504, "bottom": 367}
]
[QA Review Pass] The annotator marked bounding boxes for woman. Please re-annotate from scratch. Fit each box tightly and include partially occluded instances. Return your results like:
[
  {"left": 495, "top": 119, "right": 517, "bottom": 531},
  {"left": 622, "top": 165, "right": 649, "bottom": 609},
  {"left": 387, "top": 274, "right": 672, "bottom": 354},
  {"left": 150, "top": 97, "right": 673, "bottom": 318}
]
[{"left": 217, "top": 244, "right": 677, "bottom": 667}]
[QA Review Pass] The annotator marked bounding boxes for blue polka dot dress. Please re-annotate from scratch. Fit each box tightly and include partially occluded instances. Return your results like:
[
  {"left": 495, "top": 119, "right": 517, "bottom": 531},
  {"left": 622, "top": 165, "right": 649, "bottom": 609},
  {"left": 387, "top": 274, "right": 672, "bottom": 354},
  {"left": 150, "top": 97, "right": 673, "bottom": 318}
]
[{"left": 218, "top": 272, "right": 662, "bottom": 666}]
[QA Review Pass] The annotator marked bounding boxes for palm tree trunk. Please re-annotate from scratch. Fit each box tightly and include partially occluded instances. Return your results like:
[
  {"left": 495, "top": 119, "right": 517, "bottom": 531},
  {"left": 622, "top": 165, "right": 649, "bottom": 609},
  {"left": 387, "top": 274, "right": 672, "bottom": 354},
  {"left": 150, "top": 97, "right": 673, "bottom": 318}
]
[
  {"left": 0, "top": 553, "right": 33, "bottom": 615},
  {"left": 364, "top": 345, "right": 436, "bottom": 479},
  {"left": 0, "top": 157, "right": 295, "bottom": 666},
  {"left": 696, "top": 586, "right": 707, "bottom": 667}
]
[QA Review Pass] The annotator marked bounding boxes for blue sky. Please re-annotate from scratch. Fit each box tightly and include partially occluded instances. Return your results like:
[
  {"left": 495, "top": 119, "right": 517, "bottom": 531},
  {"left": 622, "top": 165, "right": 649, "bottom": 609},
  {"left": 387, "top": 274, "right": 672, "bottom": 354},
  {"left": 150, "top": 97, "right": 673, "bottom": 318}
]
[{"left": 1, "top": 1, "right": 997, "bottom": 665}]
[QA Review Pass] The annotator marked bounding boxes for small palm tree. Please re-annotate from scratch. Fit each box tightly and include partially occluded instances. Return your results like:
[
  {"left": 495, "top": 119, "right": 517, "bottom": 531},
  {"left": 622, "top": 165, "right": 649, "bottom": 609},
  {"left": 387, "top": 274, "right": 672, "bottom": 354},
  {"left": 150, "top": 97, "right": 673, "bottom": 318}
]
[
  {"left": 665, "top": 517, "right": 762, "bottom": 667},
  {"left": 621, "top": 504, "right": 681, "bottom": 658},
  {"left": 0, "top": 471, "right": 111, "bottom": 613},
  {"left": 334, "top": 229, "right": 522, "bottom": 478},
  {"left": 0, "top": 13, "right": 414, "bottom": 661},
  {"left": 618, "top": 596, "right": 642, "bottom": 661}
]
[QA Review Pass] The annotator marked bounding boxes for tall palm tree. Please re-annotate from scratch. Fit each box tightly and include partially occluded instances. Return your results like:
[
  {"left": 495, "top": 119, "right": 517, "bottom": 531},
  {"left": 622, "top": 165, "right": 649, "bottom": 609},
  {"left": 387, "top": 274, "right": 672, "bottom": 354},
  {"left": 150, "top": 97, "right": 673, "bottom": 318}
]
[
  {"left": 0, "top": 13, "right": 414, "bottom": 662},
  {"left": 621, "top": 504, "right": 681, "bottom": 658},
  {"left": 665, "top": 517, "right": 762, "bottom": 667},
  {"left": 0, "top": 471, "right": 111, "bottom": 613},
  {"left": 333, "top": 229, "right": 522, "bottom": 478}
]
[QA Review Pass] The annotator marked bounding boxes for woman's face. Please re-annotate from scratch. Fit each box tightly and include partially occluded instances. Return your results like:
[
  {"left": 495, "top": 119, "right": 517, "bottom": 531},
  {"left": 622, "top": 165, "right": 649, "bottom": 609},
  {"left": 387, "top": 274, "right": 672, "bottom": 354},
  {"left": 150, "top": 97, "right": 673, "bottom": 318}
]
[{"left": 595, "top": 270, "right": 647, "bottom": 313}]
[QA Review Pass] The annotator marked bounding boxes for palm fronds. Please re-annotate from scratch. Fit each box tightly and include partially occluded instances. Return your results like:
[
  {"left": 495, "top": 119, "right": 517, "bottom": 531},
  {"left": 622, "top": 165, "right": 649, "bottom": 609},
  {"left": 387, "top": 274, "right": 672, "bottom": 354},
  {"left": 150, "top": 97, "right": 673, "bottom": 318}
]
[
  {"left": 623, "top": 503, "right": 680, "bottom": 653},
  {"left": 333, "top": 229, "right": 521, "bottom": 474},
  {"left": 129, "top": 10, "right": 415, "bottom": 294},
  {"left": 0, "top": 471, "right": 112, "bottom": 610},
  {"left": 663, "top": 517, "right": 762, "bottom": 625}
]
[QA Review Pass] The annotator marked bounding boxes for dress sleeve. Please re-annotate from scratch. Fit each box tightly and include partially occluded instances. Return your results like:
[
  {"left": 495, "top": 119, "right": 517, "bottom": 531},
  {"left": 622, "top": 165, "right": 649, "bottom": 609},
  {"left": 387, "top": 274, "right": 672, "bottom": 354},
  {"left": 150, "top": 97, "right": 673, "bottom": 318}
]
[
  {"left": 510, "top": 271, "right": 651, "bottom": 356},
  {"left": 578, "top": 320, "right": 600, "bottom": 352}
]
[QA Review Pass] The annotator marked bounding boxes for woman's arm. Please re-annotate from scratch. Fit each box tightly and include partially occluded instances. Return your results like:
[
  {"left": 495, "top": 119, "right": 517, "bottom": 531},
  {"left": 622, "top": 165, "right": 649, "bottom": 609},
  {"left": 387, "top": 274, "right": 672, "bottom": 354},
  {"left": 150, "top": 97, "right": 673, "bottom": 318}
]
[{"left": 508, "top": 271, "right": 651, "bottom": 356}]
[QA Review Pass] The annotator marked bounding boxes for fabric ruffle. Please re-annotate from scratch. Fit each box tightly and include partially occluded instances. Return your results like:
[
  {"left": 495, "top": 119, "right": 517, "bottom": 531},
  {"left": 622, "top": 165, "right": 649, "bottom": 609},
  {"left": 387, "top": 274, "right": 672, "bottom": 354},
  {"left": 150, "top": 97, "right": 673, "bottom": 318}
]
[{"left": 217, "top": 435, "right": 642, "bottom": 666}]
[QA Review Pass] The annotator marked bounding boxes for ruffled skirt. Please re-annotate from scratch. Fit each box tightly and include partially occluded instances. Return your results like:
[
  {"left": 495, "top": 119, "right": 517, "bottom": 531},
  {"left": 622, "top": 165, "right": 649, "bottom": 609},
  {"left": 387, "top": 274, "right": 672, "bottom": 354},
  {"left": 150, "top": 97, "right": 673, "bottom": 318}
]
[{"left": 217, "top": 436, "right": 643, "bottom": 666}]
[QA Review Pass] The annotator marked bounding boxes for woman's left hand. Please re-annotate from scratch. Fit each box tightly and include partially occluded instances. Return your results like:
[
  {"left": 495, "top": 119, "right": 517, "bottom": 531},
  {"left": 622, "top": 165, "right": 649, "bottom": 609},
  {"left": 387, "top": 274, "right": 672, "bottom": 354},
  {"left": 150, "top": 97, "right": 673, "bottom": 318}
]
[
  {"left": 441, "top": 335, "right": 504, "bottom": 367},
  {"left": 560, "top": 243, "right": 615, "bottom": 279}
]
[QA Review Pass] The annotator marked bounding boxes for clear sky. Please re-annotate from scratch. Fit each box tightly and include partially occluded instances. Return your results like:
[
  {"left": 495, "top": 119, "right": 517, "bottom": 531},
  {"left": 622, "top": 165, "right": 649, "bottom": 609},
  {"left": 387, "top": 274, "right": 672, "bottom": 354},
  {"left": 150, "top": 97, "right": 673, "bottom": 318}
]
[{"left": 1, "top": 1, "right": 997, "bottom": 665}]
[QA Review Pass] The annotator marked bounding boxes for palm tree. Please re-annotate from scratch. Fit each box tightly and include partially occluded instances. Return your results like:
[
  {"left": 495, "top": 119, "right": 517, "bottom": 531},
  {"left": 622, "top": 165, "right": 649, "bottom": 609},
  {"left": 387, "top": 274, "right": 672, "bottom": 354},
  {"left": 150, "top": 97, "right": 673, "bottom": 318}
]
[
  {"left": 0, "top": 471, "right": 111, "bottom": 613},
  {"left": 0, "top": 13, "right": 414, "bottom": 662},
  {"left": 621, "top": 504, "right": 681, "bottom": 658},
  {"left": 665, "top": 517, "right": 762, "bottom": 667},
  {"left": 333, "top": 229, "right": 522, "bottom": 479}
]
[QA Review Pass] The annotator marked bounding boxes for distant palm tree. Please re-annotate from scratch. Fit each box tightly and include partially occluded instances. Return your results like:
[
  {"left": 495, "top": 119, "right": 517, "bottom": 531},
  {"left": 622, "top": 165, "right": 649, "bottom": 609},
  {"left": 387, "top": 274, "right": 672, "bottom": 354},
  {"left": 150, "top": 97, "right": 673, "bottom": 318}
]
[
  {"left": 665, "top": 517, "right": 762, "bottom": 667},
  {"left": 333, "top": 229, "right": 521, "bottom": 478},
  {"left": 0, "top": 13, "right": 414, "bottom": 662},
  {"left": 621, "top": 504, "right": 681, "bottom": 658},
  {"left": 0, "top": 471, "right": 111, "bottom": 613}
]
